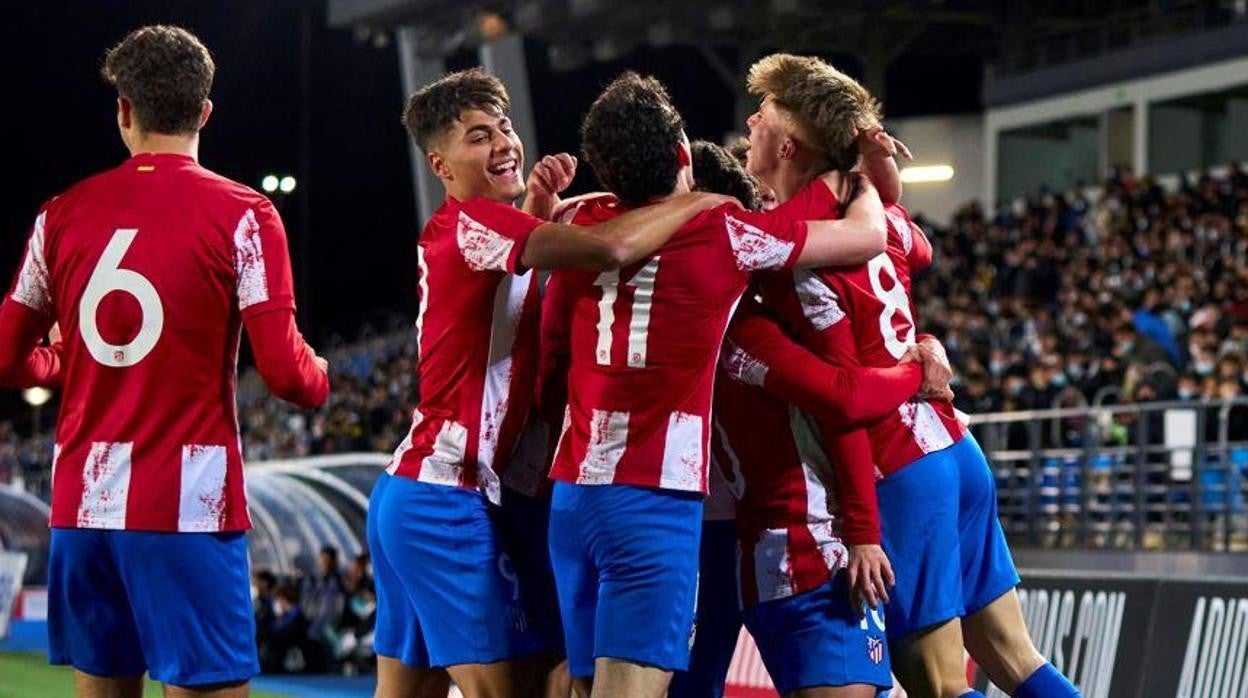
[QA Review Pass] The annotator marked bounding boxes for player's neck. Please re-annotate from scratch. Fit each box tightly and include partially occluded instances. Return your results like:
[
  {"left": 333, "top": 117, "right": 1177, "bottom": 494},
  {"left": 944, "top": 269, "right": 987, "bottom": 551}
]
[
  {"left": 126, "top": 132, "right": 200, "bottom": 161},
  {"left": 644, "top": 178, "right": 691, "bottom": 205},
  {"left": 768, "top": 163, "right": 819, "bottom": 204}
]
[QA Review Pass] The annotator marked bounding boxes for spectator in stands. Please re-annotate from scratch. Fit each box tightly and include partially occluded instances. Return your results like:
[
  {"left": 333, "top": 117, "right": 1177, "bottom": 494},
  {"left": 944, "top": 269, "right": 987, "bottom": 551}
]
[
  {"left": 1113, "top": 322, "right": 1172, "bottom": 369},
  {"left": 344, "top": 552, "right": 372, "bottom": 592},
  {"left": 1178, "top": 373, "right": 1202, "bottom": 401},
  {"left": 253, "top": 569, "right": 278, "bottom": 644},
  {"left": 336, "top": 559, "right": 378, "bottom": 672},
  {"left": 1217, "top": 379, "right": 1248, "bottom": 439},
  {"left": 262, "top": 582, "right": 309, "bottom": 673},
  {"left": 301, "top": 545, "right": 345, "bottom": 671}
]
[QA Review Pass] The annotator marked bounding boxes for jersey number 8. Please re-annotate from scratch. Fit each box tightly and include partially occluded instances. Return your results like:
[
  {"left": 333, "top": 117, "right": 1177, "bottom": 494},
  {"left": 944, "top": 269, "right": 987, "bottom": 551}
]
[{"left": 867, "top": 253, "right": 915, "bottom": 360}]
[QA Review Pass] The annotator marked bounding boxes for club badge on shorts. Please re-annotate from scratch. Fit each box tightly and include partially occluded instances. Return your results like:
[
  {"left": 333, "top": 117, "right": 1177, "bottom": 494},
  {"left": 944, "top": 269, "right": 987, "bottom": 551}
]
[{"left": 867, "top": 636, "right": 885, "bottom": 665}]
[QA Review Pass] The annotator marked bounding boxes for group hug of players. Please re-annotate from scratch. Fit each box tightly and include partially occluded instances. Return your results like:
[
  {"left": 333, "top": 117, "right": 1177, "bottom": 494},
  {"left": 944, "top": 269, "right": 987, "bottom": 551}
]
[{"left": 0, "top": 23, "right": 1084, "bottom": 698}]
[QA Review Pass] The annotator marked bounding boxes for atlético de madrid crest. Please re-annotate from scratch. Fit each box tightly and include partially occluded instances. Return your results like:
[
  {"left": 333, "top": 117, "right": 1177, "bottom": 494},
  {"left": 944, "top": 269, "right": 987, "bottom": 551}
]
[{"left": 867, "top": 636, "right": 885, "bottom": 665}]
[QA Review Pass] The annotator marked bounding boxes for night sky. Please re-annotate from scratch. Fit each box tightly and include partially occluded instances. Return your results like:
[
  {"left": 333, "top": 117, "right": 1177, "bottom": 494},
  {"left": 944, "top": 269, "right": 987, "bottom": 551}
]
[{"left": 0, "top": 1, "right": 980, "bottom": 426}]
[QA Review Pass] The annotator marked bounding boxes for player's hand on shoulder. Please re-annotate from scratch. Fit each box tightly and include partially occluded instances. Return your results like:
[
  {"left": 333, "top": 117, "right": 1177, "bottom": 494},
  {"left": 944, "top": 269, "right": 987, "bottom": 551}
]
[
  {"left": 899, "top": 344, "right": 922, "bottom": 364},
  {"left": 915, "top": 337, "right": 953, "bottom": 400},
  {"left": 847, "top": 543, "right": 895, "bottom": 610}
]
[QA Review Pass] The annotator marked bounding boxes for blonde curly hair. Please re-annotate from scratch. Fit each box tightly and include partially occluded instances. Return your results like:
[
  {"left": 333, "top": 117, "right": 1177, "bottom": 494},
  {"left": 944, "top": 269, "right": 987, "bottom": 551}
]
[{"left": 746, "top": 53, "right": 881, "bottom": 171}]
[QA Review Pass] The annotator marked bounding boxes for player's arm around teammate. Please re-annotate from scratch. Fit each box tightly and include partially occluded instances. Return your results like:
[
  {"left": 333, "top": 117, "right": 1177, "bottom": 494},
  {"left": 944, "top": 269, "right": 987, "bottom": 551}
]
[{"left": 373, "top": 69, "right": 730, "bottom": 698}]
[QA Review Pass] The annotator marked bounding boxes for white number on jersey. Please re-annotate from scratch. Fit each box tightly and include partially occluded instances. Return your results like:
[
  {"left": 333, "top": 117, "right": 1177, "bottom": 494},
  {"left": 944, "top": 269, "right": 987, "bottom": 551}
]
[
  {"left": 593, "top": 257, "right": 660, "bottom": 368},
  {"left": 79, "top": 229, "right": 165, "bottom": 367},
  {"left": 867, "top": 253, "right": 915, "bottom": 360}
]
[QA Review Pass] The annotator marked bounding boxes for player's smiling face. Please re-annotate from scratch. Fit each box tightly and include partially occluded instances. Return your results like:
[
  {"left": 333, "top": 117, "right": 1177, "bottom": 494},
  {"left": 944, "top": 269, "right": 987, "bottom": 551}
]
[{"left": 430, "top": 107, "right": 525, "bottom": 203}]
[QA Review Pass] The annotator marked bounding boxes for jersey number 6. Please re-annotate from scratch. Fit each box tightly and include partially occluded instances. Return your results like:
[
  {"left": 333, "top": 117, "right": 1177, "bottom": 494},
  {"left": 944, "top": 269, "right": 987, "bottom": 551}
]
[{"left": 79, "top": 229, "right": 165, "bottom": 368}]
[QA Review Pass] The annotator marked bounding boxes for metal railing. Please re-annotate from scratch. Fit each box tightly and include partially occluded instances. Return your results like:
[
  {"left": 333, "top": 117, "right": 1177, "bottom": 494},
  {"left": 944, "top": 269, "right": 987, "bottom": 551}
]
[{"left": 968, "top": 398, "right": 1248, "bottom": 552}]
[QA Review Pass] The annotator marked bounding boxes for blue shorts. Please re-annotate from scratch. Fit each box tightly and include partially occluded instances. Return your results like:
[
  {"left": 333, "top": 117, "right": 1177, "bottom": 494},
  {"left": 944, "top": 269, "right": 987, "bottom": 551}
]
[
  {"left": 743, "top": 576, "right": 892, "bottom": 693},
  {"left": 497, "top": 485, "right": 564, "bottom": 656},
  {"left": 548, "top": 482, "right": 702, "bottom": 678},
  {"left": 877, "top": 434, "right": 1021, "bottom": 639},
  {"left": 669, "top": 519, "right": 742, "bottom": 698},
  {"left": 369, "top": 473, "right": 543, "bottom": 668},
  {"left": 48, "top": 528, "right": 258, "bottom": 686}
]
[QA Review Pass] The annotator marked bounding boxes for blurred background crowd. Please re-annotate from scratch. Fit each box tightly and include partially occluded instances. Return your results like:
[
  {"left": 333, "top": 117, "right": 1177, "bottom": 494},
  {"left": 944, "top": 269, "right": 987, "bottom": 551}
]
[{"left": 2, "top": 165, "right": 1247, "bottom": 495}]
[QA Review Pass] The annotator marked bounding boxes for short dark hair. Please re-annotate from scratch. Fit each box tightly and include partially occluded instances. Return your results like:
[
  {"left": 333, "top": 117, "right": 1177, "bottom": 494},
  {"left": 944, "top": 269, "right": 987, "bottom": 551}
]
[
  {"left": 403, "top": 68, "right": 510, "bottom": 152},
  {"left": 726, "top": 137, "right": 750, "bottom": 167},
  {"left": 101, "top": 25, "right": 215, "bottom": 135},
  {"left": 692, "top": 140, "right": 762, "bottom": 211},
  {"left": 581, "top": 72, "right": 685, "bottom": 207},
  {"left": 275, "top": 581, "right": 300, "bottom": 604}
]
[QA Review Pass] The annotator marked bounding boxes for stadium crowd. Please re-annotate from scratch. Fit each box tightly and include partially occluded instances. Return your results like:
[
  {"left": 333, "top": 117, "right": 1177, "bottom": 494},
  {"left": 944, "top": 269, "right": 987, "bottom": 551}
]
[
  {"left": 930, "top": 164, "right": 1248, "bottom": 421},
  {"left": 252, "top": 547, "right": 378, "bottom": 675},
  {"left": 1, "top": 164, "right": 1247, "bottom": 485}
]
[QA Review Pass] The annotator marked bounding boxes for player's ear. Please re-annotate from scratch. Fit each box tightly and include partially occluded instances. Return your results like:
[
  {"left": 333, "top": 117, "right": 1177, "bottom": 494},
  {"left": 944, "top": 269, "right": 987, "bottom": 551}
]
[
  {"left": 428, "top": 151, "right": 451, "bottom": 179},
  {"left": 117, "top": 97, "right": 133, "bottom": 131},
  {"left": 197, "top": 100, "right": 213, "bottom": 130},
  {"left": 778, "top": 138, "right": 797, "bottom": 161},
  {"left": 676, "top": 139, "right": 692, "bottom": 167}
]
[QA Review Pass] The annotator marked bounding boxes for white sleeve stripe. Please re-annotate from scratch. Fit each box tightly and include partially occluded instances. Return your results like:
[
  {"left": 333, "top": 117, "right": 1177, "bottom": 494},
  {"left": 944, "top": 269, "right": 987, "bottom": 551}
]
[
  {"left": 457, "top": 211, "right": 516, "bottom": 272},
  {"left": 725, "top": 214, "right": 796, "bottom": 272},
  {"left": 793, "top": 270, "right": 846, "bottom": 331},
  {"left": 233, "top": 209, "right": 270, "bottom": 310},
  {"left": 12, "top": 212, "right": 53, "bottom": 314}
]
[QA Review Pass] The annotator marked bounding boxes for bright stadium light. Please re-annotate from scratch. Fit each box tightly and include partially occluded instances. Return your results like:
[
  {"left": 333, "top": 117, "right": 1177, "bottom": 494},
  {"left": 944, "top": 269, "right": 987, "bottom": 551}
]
[
  {"left": 261, "top": 175, "right": 280, "bottom": 193},
  {"left": 22, "top": 387, "right": 52, "bottom": 407},
  {"left": 900, "top": 165, "right": 955, "bottom": 183},
  {"left": 279, "top": 176, "right": 297, "bottom": 194}
]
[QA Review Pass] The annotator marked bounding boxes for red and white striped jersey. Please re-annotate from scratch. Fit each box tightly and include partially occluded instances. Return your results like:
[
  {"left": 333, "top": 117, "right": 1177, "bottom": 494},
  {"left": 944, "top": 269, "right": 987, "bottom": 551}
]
[
  {"left": 6, "top": 153, "right": 300, "bottom": 532},
  {"left": 713, "top": 301, "right": 923, "bottom": 605},
  {"left": 714, "top": 358, "right": 845, "bottom": 606},
  {"left": 761, "top": 203, "right": 965, "bottom": 479},
  {"left": 386, "top": 196, "right": 543, "bottom": 505},
  {"left": 547, "top": 182, "right": 838, "bottom": 494}
]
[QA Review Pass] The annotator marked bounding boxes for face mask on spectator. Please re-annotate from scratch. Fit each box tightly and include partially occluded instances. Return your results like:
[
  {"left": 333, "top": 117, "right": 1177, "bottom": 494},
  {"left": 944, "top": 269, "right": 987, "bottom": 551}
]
[
  {"left": 1052, "top": 373, "right": 1068, "bottom": 388},
  {"left": 1179, "top": 387, "right": 1196, "bottom": 400},
  {"left": 1195, "top": 361, "right": 1215, "bottom": 376}
]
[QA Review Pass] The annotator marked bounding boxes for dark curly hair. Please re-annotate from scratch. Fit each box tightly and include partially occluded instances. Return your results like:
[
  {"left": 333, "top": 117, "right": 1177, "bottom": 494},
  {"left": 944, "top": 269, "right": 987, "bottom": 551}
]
[
  {"left": 692, "top": 140, "right": 762, "bottom": 211},
  {"left": 101, "top": 26, "right": 215, "bottom": 135},
  {"left": 726, "top": 137, "right": 751, "bottom": 167},
  {"left": 581, "top": 72, "right": 685, "bottom": 207},
  {"left": 403, "top": 68, "right": 510, "bottom": 153}
]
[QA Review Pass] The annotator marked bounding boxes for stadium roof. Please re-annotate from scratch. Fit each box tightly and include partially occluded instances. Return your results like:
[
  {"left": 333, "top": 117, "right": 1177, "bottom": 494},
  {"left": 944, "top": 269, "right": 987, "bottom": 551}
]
[{"left": 327, "top": 0, "right": 1248, "bottom": 103}]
